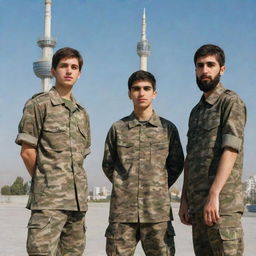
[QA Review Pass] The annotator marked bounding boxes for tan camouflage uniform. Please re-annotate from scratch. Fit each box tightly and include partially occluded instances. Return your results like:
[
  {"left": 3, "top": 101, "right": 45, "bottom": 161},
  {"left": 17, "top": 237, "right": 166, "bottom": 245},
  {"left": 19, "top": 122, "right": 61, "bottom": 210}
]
[
  {"left": 16, "top": 87, "right": 90, "bottom": 256},
  {"left": 102, "top": 111, "right": 184, "bottom": 255},
  {"left": 186, "top": 83, "right": 246, "bottom": 255}
]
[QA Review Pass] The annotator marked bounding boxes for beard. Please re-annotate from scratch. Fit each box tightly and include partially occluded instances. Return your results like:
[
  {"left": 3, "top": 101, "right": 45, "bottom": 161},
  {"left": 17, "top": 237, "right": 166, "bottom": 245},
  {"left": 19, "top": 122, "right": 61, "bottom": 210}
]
[{"left": 196, "top": 73, "right": 220, "bottom": 92}]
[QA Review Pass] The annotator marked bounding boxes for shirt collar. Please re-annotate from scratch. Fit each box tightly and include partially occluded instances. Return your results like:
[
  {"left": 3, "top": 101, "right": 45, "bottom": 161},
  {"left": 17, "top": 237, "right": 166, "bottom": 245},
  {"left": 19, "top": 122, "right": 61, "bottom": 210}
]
[
  {"left": 202, "top": 83, "right": 226, "bottom": 105},
  {"left": 128, "top": 110, "right": 162, "bottom": 128},
  {"left": 49, "top": 87, "right": 84, "bottom": 111}
]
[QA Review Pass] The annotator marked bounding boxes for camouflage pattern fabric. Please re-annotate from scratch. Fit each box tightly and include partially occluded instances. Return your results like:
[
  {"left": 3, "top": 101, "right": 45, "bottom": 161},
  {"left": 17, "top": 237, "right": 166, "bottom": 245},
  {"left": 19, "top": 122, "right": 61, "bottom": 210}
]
[
  {"left": 15, "top": 87, "right": 91, "bottom": 211},
  {"left": 105, "top": 221, "right": 173, "bottom": 256},
  {"left": 166, "top": 221, "right": 176, "bottom": 255},
  {"left": 186, "top": 83, "right": 246, "bottom": 215},
  {"left": 27, "top": 210, "right": 86, "bottom": 256},
  {"left": 102, "top": 111, "right": 184, "bottom": 223},
  {"left": 191, "top": 213, "right": 243, "bottom": 256}
]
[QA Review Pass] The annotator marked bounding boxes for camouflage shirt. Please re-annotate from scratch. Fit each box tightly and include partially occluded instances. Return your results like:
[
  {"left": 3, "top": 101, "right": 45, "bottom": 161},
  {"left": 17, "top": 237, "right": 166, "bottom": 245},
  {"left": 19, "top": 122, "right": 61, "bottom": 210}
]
[
  {"left": 102, "top": 111, "right": 184, "bottom": 223},
  {"left": 15, "top": 87, "right": 91, "bottom": 211},
  {"left": 186, "top": 83, "right": 246, "bottom": 214}
]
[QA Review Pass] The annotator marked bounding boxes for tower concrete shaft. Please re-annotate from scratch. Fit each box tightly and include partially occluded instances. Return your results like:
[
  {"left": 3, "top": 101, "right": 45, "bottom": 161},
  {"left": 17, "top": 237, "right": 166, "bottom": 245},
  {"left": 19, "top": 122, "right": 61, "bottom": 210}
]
[
  {"left": 137, "top": 8, "right": 150, "bottom": 71},
  {"left": 33, "top": 0, "right": 56, "bottom": 92}
]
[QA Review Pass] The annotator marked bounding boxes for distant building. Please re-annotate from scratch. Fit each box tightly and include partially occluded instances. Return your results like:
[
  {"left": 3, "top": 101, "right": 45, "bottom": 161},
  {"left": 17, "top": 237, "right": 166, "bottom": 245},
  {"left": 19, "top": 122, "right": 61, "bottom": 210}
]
[
  {"left": 245, "top": 176, "right": 256, "bottom": 202},
  {"left": 137, "top": 8, "right": 150, "bottom": 71},
  {"left": 33, "top": 0, "right": 56, "bottom": 92},
  {"left": 89, "top": 186, "right": 110, "bottom": 201}
]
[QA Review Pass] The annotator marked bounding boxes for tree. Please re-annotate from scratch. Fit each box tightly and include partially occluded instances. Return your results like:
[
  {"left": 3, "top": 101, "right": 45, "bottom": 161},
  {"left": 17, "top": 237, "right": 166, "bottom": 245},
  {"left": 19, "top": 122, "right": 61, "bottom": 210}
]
[
  {"left": 10, "top": 176, "right": 27, "bottom": 195},
  {"left": 1, "top": 185, "right": 11, "bottom": 195}
]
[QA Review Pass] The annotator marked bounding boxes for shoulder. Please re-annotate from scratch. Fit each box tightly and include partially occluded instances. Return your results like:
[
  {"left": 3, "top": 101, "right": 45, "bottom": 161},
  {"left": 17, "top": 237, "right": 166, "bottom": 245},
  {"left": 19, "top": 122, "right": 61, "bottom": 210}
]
[
  {"left": 221, "top": 89, "right": 246, "bottom": 108},
  {"left": 159, "top": 116, "right": 178, "bottom": 132},
  {"left": 113, "top": 115, "right": 130, "bottom": 127},
  {"left": 25, "top": 91, "right": 50, "bottom": 106}
]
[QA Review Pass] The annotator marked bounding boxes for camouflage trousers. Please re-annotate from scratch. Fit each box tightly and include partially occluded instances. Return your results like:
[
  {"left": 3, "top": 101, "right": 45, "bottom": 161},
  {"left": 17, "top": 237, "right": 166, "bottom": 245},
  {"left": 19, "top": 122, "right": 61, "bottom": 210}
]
[
  {"left": 27, "top": 209, "right": 86, "bottom": 256},
  {"left": 105, "top": 221, "right": 175, "bottom": 256},
  {"left": 191, "top": 213, "right": 244, "bottom": 256}
]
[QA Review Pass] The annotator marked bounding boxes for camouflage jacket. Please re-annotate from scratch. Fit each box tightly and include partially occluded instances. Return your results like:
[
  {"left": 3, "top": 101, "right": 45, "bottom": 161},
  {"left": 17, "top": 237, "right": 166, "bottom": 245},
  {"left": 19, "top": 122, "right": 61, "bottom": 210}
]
[
  {"left": 15, "top": 87, "right": 91, "bottom": 211},
  {"left": 102, "top": 111, "right": 184, "bottom": 223},
  {"left": 186, "top": 83, "right": 246, "bottom": 214}
]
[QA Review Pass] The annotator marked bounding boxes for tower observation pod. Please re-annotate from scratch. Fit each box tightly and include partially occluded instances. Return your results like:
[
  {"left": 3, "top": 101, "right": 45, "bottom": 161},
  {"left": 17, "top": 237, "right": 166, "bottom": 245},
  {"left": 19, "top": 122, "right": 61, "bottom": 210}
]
[
  {"left": 33, "top": 0, "right": 56, "bottom": 92},
  {"left": 137, "top": 8, "right": 150, "bottom": 71}
]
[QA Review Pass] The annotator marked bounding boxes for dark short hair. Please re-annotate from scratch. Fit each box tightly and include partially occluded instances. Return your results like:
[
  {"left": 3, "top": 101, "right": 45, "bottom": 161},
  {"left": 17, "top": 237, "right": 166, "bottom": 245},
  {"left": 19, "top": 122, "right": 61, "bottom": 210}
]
[
  {"left": 194, "top": 44, "right": 225, "bottom": 67},
  {"left": 128, "top": 70, "right": 156, "bottom": 91},
  {"left": 52, "top": 47, "right": 83, "bottom": 71}
]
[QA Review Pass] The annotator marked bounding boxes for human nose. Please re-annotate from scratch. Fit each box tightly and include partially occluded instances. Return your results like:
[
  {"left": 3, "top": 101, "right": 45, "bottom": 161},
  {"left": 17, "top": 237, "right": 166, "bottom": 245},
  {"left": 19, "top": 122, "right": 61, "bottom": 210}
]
[
  {"left": 66, "top": 66, "right": 72, "bottom": 74},
  {"left": 139, "top": 88, "right": 145, "bottom": 96},
  {"left": 202, "top": 64, "right": 209, "bottom": 74}
]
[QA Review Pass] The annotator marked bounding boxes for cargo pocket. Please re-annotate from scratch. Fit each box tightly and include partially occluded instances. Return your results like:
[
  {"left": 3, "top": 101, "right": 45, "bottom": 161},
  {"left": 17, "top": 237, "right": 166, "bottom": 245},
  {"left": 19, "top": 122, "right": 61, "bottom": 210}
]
[
  {"left": 105, "top": 223, "right": 120, "bottom": 256},
  {"left": 219, "top": 227, "right": 243, "bottom": 255},
  {"left": 27, "top": 213, "right": 51, "bottom": 255}
]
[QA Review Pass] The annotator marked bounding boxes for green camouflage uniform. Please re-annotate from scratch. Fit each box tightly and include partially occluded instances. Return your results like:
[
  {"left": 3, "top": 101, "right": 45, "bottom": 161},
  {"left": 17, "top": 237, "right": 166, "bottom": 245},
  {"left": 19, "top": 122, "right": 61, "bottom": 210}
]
[
  {"left": 186, "top": 83, "right": 246, "bottom": 256},
  {"left": 16, "top": 87, "right": 90, "bottom": 256},
  {"left": 102, "top": 111, "right": 184, "bottom": 255}
]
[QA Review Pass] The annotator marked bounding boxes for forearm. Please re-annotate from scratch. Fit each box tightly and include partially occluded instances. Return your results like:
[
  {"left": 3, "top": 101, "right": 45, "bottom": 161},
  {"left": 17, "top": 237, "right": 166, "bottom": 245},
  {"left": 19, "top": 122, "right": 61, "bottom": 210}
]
[
  {"left": 102, "top": 166, "right": 114, "bottom": 183},
  {"left": 20, "top": 143, "right": 37, "bottom": 177},
  {"left": 203, "top": 147, "right": 238, "bottom": 226},
  {"left": 209, "top": 147, "right": 238, "bottom": 196},
  {"left": 181, "top": 159, "right": 188, "bottom": 200}
]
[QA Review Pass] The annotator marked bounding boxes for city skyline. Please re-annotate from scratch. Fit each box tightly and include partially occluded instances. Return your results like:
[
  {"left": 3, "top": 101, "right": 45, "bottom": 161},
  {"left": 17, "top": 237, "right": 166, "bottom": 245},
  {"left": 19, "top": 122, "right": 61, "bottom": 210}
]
[{"left": 0, "top": 0, "right": 256, "bottom": 190}]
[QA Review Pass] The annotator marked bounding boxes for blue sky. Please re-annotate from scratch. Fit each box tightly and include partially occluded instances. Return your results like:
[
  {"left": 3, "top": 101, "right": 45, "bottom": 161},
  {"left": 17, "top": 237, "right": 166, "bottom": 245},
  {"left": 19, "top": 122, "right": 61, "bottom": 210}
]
[{"left": 0, "top": 0, "right": 255, "bottom": 190}]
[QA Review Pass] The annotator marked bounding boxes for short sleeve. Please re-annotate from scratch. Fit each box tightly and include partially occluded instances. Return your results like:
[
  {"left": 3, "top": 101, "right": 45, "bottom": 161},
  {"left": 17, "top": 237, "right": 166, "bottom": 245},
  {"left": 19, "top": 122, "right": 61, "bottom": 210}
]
[
  {"left": 15, "top": 99, "right": 43, "bottom": 147},
  {"left": 221, "top": 95, "right": 246, "bottom": 152}
]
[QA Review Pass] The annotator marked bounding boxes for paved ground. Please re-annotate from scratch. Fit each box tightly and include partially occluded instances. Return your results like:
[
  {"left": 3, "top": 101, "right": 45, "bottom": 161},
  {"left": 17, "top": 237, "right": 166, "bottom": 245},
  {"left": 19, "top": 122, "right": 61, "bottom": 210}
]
[{"left": 0, "top": 197, "right": 255, "bottom": 255}]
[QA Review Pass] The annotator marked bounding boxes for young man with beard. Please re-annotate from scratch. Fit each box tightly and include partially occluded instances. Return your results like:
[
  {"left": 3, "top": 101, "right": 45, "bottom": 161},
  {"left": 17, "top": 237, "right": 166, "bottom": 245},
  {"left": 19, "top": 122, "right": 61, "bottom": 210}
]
[
  {"left": 102, "top": 70, "right": 184, "bottom": 256},
  {"left": 179, "top": 44, "right": 246, "bottom": 255},
  {"left": 16, "top": 47, "right": 90, "bottom": 256}
]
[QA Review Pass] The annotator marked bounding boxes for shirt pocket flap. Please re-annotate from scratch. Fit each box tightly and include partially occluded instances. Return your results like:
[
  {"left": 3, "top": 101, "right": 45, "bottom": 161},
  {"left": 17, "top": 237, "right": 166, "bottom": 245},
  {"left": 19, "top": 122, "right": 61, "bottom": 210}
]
[{"left": 117, "top": 141, "right": 134, "bottom": 148}]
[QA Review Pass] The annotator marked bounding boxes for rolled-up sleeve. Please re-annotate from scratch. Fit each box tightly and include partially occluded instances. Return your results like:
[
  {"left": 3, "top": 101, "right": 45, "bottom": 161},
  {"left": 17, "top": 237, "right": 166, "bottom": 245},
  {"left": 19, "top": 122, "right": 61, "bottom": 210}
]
[
  {"left": 15, "top": 99, "right": 43, "bottom": 147},
  {"left": 221, "top": 95, "right": 246, "bottom": 152}
]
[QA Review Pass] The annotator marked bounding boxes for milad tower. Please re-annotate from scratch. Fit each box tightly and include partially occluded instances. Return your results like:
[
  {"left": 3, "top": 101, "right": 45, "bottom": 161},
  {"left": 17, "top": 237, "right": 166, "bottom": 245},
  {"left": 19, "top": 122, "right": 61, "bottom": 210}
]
[
  {"left": 137, "top": 9, "right": 150, "bottom": 71},
  {"left": 33, "top": 0, "right": 56, "bottom": 92}
]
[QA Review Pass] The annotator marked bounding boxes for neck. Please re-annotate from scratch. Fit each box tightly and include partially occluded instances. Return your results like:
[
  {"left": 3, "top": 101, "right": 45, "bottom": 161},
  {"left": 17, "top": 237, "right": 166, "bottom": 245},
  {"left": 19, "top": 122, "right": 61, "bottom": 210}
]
[
  {"left": 134, "top": 105, "right": 153, "bottom": 121},
  {"left": 204, "top": 82, "right": 221, "bottom": 98},
  {"left": 55, "top": 84, "right": 72, "bottom": 100}
]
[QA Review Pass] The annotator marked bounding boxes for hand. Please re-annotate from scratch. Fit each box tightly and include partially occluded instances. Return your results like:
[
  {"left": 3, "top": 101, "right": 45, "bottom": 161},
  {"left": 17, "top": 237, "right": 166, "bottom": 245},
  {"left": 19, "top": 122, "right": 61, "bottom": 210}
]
[
  {"left": 203, "top": 192, "right": 220, "bottom": 226},
  {"left": 179, "top": 197, "right": 191, "bottom": 225}
]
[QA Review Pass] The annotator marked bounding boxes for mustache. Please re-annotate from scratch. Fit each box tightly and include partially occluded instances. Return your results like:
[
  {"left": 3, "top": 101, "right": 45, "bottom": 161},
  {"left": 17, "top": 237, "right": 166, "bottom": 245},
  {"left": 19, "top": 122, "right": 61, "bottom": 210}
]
[{"left": 200, "top": 75, "right": 211, "bottom": 80}]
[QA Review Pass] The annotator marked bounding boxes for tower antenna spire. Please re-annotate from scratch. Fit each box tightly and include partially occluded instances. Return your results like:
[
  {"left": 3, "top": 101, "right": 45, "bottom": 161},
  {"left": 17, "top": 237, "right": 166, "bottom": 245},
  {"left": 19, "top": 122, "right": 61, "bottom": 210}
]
[
  {"left": 33, "top": 0, "right": 56, "bottom": 92},
  {"left": 137, "top": 8, "right": 150, "bottom": 71}
]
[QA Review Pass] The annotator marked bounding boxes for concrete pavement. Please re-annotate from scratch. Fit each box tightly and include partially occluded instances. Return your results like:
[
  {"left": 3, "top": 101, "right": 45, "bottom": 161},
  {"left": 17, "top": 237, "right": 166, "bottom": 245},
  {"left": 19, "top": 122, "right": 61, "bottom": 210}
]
[{"left": 0, "top": 197, "right": 255, "bottom": 255}]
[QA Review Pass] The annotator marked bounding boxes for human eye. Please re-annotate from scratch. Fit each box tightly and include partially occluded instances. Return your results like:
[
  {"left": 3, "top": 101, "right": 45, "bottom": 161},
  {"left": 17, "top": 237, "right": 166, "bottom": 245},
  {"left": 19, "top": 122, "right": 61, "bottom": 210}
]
[
  {"left": 207, "top": 62, "right": 215, "bottom": 68},
  {"left": 71, "top": 65, "right": 79, "bottom": 70},
  {"left": 144, "top": 86, "right": 152, "bottom": 91},
  {"left": 196, "top": 63, "right": 204, "bottom": 68},
  {"left": 131, "top": 86, "right": 140, "bottom": 91}
]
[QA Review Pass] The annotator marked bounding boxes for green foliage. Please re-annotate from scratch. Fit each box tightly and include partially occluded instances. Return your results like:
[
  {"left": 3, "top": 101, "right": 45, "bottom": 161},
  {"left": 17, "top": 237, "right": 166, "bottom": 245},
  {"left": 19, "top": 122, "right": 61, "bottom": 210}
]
[
  {"left": 1, "top": 176, "right": 29, "bottom": 195},
  {"left": 1, "top": 185, "right": 11, "bottom": 195}
]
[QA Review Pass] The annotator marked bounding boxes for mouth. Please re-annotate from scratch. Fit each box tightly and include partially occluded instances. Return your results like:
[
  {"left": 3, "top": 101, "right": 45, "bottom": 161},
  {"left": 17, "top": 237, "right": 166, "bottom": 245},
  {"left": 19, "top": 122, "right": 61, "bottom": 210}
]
[
  {"left": 201, "top": 76, "right": 211, "bottom": 80},
  {"left": 64, "top": 76, "right": 73, "bottom": 81}
]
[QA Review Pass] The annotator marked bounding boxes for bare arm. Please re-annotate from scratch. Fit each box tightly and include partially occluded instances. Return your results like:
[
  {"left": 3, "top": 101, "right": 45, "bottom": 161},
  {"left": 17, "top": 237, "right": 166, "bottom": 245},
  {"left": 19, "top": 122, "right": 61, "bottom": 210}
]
[
  {"left": 178, "top": 159, "right": 191, "bottom": 225},
  {"left": 203, "top": 147, "right": 238, "bottom": 226},
  {"left": 20, "top": 143, "right": 37, "bottom": 177}
]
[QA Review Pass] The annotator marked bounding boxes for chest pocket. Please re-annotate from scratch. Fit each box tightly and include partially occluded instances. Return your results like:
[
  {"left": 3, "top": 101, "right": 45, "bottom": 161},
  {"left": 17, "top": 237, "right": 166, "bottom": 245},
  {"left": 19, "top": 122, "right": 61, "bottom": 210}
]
[
  {"left": 150, "top": 141, "right": 169, "bottom": 166},
  {"left": 42, "top": 125, "right": 69, "bottom": 151},
  {"left": 117, "top": 141, "right": 134, "bottom": 164},
  {"left": 77, "top": 124, "right": 90, "bottom": 156}
]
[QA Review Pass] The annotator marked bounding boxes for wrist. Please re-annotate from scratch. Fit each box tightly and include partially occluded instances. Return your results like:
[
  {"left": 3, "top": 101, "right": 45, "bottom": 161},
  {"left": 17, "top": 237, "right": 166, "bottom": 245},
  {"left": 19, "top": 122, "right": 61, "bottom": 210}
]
[{"left": 209, "top": 189, "right": 220, "bottom": 198}]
